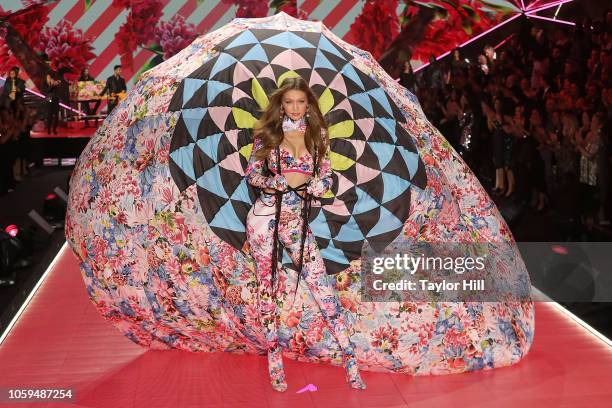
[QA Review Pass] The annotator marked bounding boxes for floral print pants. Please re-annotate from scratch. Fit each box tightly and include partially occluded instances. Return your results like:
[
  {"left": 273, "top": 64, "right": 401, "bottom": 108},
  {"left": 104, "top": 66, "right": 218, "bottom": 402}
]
[{"left": 246, "top": 192, "right": 355, "bottom": 355}]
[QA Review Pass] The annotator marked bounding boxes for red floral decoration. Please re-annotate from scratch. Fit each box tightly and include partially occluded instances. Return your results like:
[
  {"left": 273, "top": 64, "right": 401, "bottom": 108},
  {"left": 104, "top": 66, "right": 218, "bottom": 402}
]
[
  {"left": 348, "top": 0, "right": 400, "bottom": 60},
  {"left": 112, "top": 0, "right": 164, "bottom": 69},
  {"left": 0, "top": 0, "right": 50, "bottom": 75},
  {"left": 221, "top": 0, "right": 269, "bottom": 18},
  {"left": 274, "top": 0, "right": 307, "bottom": 19},
  {"left": 401, "top": 1, "right": 509, "bottom": 64},
  {"left": 154, "top": 15, "right": 198, "bottom": 60},
  {"left": 39, "top": 19, "right": 96, "bottom": 81}
]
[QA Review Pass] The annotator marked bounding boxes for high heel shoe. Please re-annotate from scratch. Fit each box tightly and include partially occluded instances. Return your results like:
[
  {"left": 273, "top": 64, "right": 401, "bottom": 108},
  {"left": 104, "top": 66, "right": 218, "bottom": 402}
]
[
  {"left": 343, "top": 351, "right": 366, "bottom": 390},
  {"left": 268, "top": 347, "right": 287, "bottom": 392}
]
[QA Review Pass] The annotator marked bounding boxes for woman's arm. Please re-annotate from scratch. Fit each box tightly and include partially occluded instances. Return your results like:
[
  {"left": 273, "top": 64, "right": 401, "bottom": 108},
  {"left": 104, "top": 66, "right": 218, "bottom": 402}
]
[
  {"left": 245, "top": 137, "right": 287, "bottom": 191},
  {"left": 307, "top": 141, "right": 333, "bottom": 197}
]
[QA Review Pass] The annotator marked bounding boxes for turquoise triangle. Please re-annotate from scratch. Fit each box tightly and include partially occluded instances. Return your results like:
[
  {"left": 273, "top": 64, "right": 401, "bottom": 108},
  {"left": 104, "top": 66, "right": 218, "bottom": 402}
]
[
  {"left": 397, "top": 146, "right": 420, "bottom": 179},
  {"left": 318, "top": 35, "right": 347, "bottom": 60},
  {"left": 313, "top": 48, "right": 336, "bottom": 71},
  {"left": 348, "top": 93, "right": 373, "bottom": 115},
  {"left": 261, "top": 31, "right": 316, "bottom": 49},
  {"left": 230, "top": 180, "right": 252, "bottom": 204},
  {"left": 368, "top": 206, "right": 403, "bottom": 237},
  {"left": 209, "top": 200, "right": 244, "bottom": 232},
  {"left": 334, "top": 216, "right": 364, "bottom": 242},
  {"left": 206, "top": 80, "right": 232, "bottom": 104},
  {"left": 368, "top": 142, "right": 395, "bottom": 169},
  {"left": 169, "top": 143, "right": 196, "bottom": 181},
  {"left": 182, "top": 108, "right": 206, "bottom": 142},
  {"left": 210, "top": 53, "right": 238, "bottom": 78},
  {"left": 353, "top": 187, "right": 379, "bottom": 214},
  {"left": 196, "top": 165, "right": 227, "bottom": 198},
  {"left": 225, "top": 30, "right": 259, "bottom": 49},
  {"left": 341, "top": 63, "right": 365, "bottom": 90},
  {"left": 196, "top": 133, "right": 222, "bottom": 162},
  {"left": 310, "top": 210, "right": 332, "bottom": 239},
  {"left": 241, "top": 43, "right": 269, "bottom": 63},
  {"left": 381, "top": 173, "right": 410, "bottom": 203},
  {"left": 182, "top": 78, "right": 206, "bottom": 108}
]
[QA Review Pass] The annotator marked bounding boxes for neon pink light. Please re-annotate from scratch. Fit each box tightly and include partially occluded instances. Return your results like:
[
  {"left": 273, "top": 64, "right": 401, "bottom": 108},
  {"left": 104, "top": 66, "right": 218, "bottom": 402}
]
[
  {"left": 0, "top": 76, "right": 86, "bottom": 116},
  {"left": 527, "top": 0, "right": 573, "bottom": 14},
  {"left": 526, "top": 12, "right": 576, "bottom": 26}
]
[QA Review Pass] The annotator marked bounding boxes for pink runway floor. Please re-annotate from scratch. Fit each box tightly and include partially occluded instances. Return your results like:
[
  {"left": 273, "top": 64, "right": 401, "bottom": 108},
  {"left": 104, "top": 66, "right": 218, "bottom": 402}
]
[{"left": 1, "top": 243, "right": 611, "bottom": 408}]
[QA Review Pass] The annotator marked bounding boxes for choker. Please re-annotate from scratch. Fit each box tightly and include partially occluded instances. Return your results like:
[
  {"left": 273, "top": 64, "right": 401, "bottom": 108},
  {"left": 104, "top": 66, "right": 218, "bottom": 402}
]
[{"left": 282, "top": 115, "right": 307, "bottom": 133}]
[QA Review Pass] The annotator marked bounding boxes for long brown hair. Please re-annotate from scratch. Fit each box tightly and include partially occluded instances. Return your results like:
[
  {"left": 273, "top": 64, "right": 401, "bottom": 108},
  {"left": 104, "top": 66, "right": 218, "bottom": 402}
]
[{"left": 253, "top": 77, "right": 328, "bottom": 167}]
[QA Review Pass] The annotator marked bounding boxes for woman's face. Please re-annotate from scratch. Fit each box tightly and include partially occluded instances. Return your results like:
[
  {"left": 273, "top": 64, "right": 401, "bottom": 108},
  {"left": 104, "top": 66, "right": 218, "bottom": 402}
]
[{"left": 281, "top": 89, "right": 308, "bottom": 121}]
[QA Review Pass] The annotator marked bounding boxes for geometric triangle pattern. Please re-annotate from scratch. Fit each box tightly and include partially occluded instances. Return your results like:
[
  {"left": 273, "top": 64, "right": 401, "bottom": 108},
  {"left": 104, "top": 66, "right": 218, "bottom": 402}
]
[{"left": 167, "top": 26, "right": 427, "bottom": 274}]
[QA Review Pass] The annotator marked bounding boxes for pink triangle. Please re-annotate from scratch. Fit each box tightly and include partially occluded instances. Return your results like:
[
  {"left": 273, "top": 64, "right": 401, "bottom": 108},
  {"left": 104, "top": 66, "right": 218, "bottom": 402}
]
[
  {"left": 331, "top": 98, "right": 353, "bottom": 116},
  {"left": 225, "top": 129, "right": 240, "bottom": 150},
  {"left": 355, "top": 118, "right": 374, "bottom": 139},
  {"left": 349, "top": 139, "right": 365, "bottom": 157},
  {"left": 355, "top": 163, "right": 379, "bottom": 184},
  {"left": 233, "top": 62, "right": 252, "bottom": 85},
  {"left": 258, "top": 64, "right": 276, "bottom": 81},
  {"left": 309, "top": 70, "right": 326, "bottom": 88},
  {"left": 326, "top": 198, "right": 351, "bottom": 216},
  {"left": 208, "top": 107, "right": 232, "bottom": 131},
  {"left": 232, "top": 87, "right": 251, "bottom": 103},
  {"left": 271, "top": 49, "right": 311, "bottom": 70},
  {"left": 335, "top": 173, "right": 353, "bottom": 196},
  {"left": 218, "top": 151, "right": 243, "bottom": 173},
  {"left": 329, "top": 73, "right": 347, "bottom": 95}
]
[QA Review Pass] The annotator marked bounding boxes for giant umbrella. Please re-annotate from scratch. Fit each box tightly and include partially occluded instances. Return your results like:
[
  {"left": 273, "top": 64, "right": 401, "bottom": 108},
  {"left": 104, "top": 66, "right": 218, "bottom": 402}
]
[{"left": 66, "top": 13, "right": 534, "bottom": 375}]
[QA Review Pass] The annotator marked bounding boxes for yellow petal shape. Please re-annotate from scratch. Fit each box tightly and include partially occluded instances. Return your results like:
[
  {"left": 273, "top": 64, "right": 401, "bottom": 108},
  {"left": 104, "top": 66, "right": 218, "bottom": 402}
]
[
  {"left": 318, "top": 87, "right": 334, "bottom": 116},
  {"left": 321, "top": 190, "right": 335, "bottom": 199},
  {"left": 328, "top": 120, "right": 354, "bottom": 139},
  {"left": 239, "top": 143, "right": 253, "bottom": 159},
  {"left": 251, "top": 78, "right": 269, "bottom": 110},
  {"left": 276, "top": 70, "right": 301, "bottom": 87},
  {"left": 232, "top": 107, "right": 257, "bottom": 129},
  {"left": 330, "top": 151, "right": 355, "bottom": 171}
]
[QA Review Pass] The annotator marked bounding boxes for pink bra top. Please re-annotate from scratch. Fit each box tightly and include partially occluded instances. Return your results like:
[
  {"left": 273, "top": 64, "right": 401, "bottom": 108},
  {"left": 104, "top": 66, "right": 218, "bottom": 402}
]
[{"left": 269, "top": 145, "right": 314, "bottom": 176}]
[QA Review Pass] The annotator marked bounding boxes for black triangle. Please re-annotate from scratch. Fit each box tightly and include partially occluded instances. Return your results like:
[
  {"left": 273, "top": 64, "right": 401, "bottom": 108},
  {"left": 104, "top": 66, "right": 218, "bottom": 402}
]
[
  {"left": 367, "top": 228, "right": 403, "bottom": 253},
  {"left": 336, "top": 187, "right": 357, "bottom": 213},
  {"left": 170, "top": 115, "right": 196, "bottom": 151},
  {"left": 355, "top": 67, "right": 378, "bottom": 91},
  {"left": 169, "top": 158, "right": 195, "bottom": 193},
  {"left": 224, "top": 43, "right": 258, "bottom": 61},
  {"left": 197, "top": 187, "right": 227, "bottom": 225},
  {"left": 323, "top": 209, "right": 351, "bottom": 238},
  {"left": 323, "top": 258, "right": 350, "bottom": 275},
  {"left": 251, "top": 29, "right": 285, "bottom": 42},
  {"left": 353, "top": 206, "right": 381, "bottom": 238},
  {"left": 370, "top": 95, "right": 393, "bottom": 119},
  {"left": 347, "top": 99, "right": 374, "bottom": 121},
  {"left": 211, "top": 226, "right": 245, "bottom": 252},
  {"left": 331, "top": 238, "right": 363, "bottom": 261},
  {"left": 358, "top": 172, "right": 384, "bottom": 203},
  {"left": 183, "top": 81, "right": 208, "bottom": 109},
  {"left": 321, "top": 49, "right": 349, "bottom": 70},
  {"left": 367, "top": 120, "right": 395, "bottom": 144},
  {"left": 192, "top": 142, "right": 217, "bottom": 179},
  {"left": 381, "top": 188, "right": 412, "bottom": 223},
  {"left": 190, "top": 58, "right": 216, "bottom": 80},
  {"left": 359, "top": 142, "right": 382, "bottom": 171},
  {"left": 382, "top": 149, "right": 411, "bottom": 181},
  {"left": 331, "top": 138, "right": 356, "bottom": 161},
  {"left": 168, "top": 80, "right": 184, "bottom": 111}
]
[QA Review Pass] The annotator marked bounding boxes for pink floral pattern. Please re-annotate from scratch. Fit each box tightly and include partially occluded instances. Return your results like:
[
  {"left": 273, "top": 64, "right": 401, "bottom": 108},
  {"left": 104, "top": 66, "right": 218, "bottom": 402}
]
[{"left": 65, "top": 14, "right": 534, "bottom": 376}]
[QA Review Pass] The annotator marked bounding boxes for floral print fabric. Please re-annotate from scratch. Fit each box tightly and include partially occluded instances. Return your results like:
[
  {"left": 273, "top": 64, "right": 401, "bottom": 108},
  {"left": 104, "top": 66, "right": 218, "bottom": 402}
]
[{"left": 65, "top": 14, "right": 534, "bottom": 376}]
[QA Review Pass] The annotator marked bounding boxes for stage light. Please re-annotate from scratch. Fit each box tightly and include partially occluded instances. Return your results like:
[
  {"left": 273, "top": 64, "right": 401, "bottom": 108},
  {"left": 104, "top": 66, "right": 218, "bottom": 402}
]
[
  {"left": 5, "top": 225, "right": 19, "bottom": 238},
  {"left": 0, "top": 227, "right": 33, "bottom": 286},
  {"left": 42, "top": 192, "right": 67, "bottom": 225}
]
